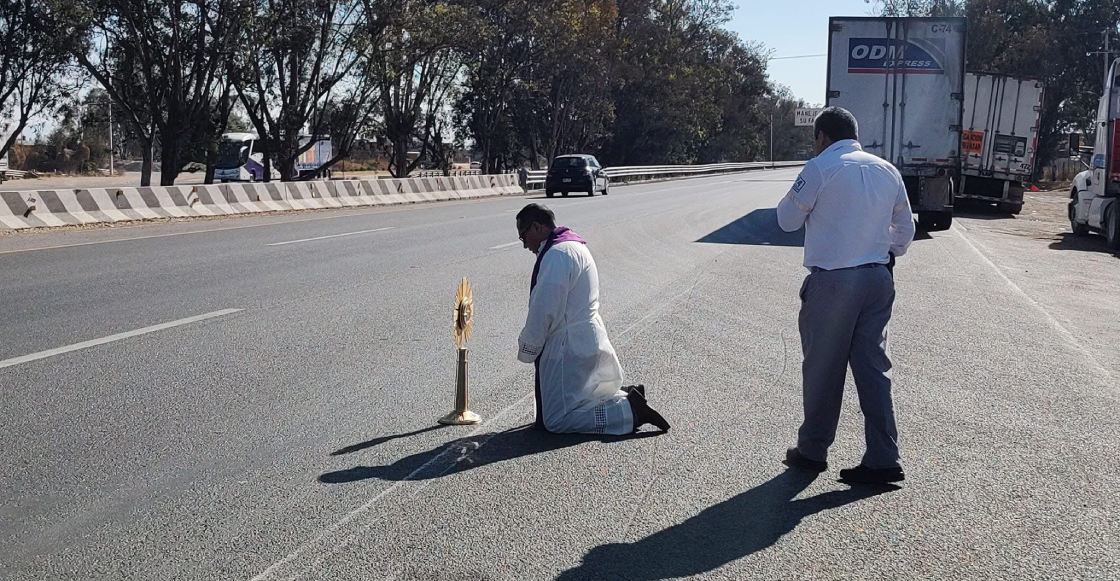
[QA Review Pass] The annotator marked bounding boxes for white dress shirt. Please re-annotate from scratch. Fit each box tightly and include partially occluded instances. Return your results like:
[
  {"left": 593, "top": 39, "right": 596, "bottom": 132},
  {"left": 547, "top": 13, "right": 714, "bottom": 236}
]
[{"left": 777, "top": 139, "right": 915, "bottom": 271}]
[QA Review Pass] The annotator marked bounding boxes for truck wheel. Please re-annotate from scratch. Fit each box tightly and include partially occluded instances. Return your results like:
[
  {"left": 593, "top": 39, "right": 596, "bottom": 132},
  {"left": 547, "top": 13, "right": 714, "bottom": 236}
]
[
  {"left": 1106, "top": 200, "right": 1120, "bottom": 251},
  {"left": 545, "top": 190, "right": 555, "bottom": 198},
  {"left": 1069, "top": 189, "right": 1089, "bottom": 235},
  {"left": 997, "top": 201, "right": 1022, "bottom": 215},
  {"left": 918, "top": 211, "right": 953, "bottom": 232}
]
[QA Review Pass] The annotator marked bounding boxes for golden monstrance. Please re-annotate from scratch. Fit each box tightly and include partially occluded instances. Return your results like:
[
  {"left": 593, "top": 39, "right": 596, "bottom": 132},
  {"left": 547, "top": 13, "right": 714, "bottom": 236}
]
[{"left": 438, "top": 277, "right": 482, "bottom": 425}]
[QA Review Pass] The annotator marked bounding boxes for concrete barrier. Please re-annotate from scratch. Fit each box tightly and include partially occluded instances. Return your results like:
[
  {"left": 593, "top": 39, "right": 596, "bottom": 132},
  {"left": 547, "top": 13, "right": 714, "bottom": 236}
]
[{"left": 0, "top": 174, "right": 524, "bottom": 231}]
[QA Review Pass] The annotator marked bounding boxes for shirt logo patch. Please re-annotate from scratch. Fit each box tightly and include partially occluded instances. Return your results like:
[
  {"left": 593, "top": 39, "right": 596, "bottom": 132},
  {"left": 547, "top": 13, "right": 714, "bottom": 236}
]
[{"left": 793, "top": 176, "right": 806, "bottom": 193}]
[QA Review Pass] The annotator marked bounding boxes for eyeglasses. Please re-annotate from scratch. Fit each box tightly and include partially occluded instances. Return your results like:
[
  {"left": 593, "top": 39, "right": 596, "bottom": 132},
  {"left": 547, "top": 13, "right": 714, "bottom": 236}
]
[{"left": 518, "top": 223, "right": 532, "bottom": 242}]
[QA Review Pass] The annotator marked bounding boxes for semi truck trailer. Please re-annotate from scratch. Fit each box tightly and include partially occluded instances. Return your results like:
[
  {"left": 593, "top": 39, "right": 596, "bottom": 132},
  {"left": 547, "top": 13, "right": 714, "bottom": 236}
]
[
  {"left": 826, "top": 16, "right": 967, "bottom": 231},
  {"left": 958, "top": 71, "right": 1045, "bottom": 214}
]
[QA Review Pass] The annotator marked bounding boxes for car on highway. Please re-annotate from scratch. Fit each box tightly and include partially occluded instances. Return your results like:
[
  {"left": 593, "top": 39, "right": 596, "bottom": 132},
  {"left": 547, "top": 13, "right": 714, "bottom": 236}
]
[{"left": 545, "top": 154, "right": 609, "bottom": 197}]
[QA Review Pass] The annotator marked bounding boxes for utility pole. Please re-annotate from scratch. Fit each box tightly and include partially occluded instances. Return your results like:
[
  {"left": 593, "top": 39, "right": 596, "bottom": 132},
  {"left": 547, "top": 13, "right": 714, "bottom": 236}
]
[
  {"left": 1091, "top": 28, "right": 1118, "bottom": 88},
  {"left": 770, "top": 99, "right": 775, "bottom": 169}
]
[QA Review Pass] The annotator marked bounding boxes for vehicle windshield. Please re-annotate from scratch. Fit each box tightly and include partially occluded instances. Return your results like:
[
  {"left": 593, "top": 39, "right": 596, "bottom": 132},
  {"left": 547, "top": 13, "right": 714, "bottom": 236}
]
[
  {"left": 551, "top": 157, "right": 587, "bottom": 170},
  {"left": 215, "top": 138, "right": 250, "bottom": 169}
]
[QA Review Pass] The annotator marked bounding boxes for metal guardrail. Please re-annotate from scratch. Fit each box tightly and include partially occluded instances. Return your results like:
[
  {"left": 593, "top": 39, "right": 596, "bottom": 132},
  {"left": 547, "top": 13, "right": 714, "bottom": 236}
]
[
  {"left": 0, "top": 169, "right": 28, "bottom": 183},
  {"left": 412, "top": 169, "right": 483, "bottom": 177},
  {"left": 520, "top": 161, "right": 804, "bottom": 187}
]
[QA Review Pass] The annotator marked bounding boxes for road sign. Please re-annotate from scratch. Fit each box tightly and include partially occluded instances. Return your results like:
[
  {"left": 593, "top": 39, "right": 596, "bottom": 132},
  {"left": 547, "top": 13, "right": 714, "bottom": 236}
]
[
  {"left": 962, "top": 130, "right": 985, "bottom": 156},
  {"left": 794, "top": 108, "right": 823, "bottom": 127}
]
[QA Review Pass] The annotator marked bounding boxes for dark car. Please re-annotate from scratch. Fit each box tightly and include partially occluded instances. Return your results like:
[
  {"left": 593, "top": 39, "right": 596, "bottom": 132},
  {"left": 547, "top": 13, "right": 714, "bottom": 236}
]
[{"left": 545, "top": 154, "right": 609, "bottom": 197}]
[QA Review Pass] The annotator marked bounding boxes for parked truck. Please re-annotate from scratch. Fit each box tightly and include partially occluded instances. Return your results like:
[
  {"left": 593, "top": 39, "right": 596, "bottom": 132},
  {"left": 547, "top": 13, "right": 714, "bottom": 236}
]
[
  {"left": 1070, "top": 57, "right": 1120, "bottom": 250},
  {"left": 825, "top": 16, "right": 967, "bottom": 231},
  {"left": 958, "top": 71, "right": 1045, "bottom": 214}
]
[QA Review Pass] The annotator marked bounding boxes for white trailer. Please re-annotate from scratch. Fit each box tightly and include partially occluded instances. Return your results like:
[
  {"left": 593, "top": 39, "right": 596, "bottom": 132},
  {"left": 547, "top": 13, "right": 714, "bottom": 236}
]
[
  {"left": 958, "top": 72, "right": 1045, "bottom": 214},
  {"left": 1070, "top": 57, "right": 1120, "bottom": 250},
  {"left": 295, "top": 136, "right": 333, "bottom": 179},
  {"left": 826, "top": 16, "right": 967, "bottom": 231}
]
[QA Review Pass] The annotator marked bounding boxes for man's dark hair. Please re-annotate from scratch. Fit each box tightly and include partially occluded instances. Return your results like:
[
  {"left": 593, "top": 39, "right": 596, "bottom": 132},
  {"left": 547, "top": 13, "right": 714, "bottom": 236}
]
[
  {"left": 813, "top": 106, "right": 859, "bottom": 143},
  {"left": 516, "top": 203, "right": 556, "bottom": 229}
]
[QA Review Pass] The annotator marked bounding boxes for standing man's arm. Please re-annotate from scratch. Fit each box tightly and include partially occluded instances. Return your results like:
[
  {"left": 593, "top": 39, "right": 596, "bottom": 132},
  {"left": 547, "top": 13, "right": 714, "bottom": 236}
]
[
  {"left": 776, "top": 163, "right": 823, "bottom": 232},
  {"left": 888, "top": 172, "right": 916, "bottom": 258},
  {"left": 518, "top": 251, "right": 571, "bottom": 363}
]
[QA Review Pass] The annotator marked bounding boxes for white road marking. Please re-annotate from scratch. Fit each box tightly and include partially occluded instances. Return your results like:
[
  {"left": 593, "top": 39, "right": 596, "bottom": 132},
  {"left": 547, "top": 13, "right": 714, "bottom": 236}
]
[
  {"left": 267, "top": 227, "right": 395, "bottom": 246},
  {"left": 0, "top": 309, "right": 242, "bottom": 369},
  {"left": 250, "top": 278, "right": 707, "bottom": 580},
  {"left": 953, "top": 224, "right": 1111, "bottom": 377},
  {"left": 488, "top": 241, "right": 521, "bottom": 250}
]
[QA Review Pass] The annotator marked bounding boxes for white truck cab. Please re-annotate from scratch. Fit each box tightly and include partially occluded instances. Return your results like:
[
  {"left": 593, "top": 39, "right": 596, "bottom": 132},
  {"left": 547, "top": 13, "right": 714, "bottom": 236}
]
[{"left": 1071, "top": 57, "right": 1120, "bottom": 250}]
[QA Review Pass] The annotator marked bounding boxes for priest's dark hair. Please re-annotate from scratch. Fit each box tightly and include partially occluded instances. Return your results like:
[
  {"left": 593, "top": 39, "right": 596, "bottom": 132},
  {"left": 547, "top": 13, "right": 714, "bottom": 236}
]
[
  {"left": 814, "top": 106, "right": 859, "bottom": 143},
  {"left": 516, "top": 203, "right": 556, "bottom": 229}
]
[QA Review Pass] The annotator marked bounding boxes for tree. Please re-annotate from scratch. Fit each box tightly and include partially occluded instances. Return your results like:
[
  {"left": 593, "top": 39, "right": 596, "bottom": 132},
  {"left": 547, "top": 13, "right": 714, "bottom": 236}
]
[
  {"left": 606, "top": 0, "right": 764, "bottom": 165},
  {"left": 367, "top": 0, "right": 476, "bottom": 178},
  {"left": 454, "top": 0, "right": 530, "bottom": 173},
  {"left": 0, "top": 0, "right": 79, "bottom": 164},
  {"left": 868, "top": 0, "right": 964, "bottom": 16},
  {"left": 233, "top": 0, "right": 370, "bottom": 181},
  {"left": 67, "top": 0, "right": 249, "bottom": 185}
]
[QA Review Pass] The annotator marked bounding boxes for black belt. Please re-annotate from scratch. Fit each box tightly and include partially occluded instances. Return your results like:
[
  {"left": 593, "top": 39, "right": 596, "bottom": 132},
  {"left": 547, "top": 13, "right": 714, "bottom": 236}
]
[{"left": 809, "top": 262, "right": 886, "bottom": 273}]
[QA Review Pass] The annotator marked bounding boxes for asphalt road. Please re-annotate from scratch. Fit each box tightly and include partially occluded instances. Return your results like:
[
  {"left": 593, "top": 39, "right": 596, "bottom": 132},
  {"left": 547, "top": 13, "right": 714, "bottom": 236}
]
[{"left": 1, "top": 170, "right": 1116, "bottom": 580}]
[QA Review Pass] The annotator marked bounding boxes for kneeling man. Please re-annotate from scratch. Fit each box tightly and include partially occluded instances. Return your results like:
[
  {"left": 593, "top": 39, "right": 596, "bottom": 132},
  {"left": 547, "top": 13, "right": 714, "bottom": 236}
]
[{"left": 515, "top": 203, "right": 669, "bottom": 435}]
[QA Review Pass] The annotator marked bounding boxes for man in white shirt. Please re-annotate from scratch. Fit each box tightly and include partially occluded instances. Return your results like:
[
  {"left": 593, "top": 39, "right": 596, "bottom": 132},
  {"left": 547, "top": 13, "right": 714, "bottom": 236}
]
[
  {"left": 776, "top": 107, "right": 915, "bottom": 484},
  {"left": 515, "top": 203, "right": 670, "bottom": 435}
]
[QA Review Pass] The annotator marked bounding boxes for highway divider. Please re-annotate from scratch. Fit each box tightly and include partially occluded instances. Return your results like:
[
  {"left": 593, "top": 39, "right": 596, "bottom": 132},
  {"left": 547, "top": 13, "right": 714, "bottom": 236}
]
[{"left": 0, "top": 174, "right": 523, "bottom": 231}]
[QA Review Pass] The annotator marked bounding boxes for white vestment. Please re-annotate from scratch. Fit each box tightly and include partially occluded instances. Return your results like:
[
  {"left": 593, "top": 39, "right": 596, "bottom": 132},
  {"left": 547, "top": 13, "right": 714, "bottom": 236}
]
[{"left": 517, "top": 240, "right": 634, "bottom": 435}]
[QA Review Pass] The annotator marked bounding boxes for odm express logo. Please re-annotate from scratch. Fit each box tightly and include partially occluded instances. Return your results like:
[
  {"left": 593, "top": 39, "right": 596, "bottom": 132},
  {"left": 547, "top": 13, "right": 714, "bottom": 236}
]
[{"left": 847, "top": 38, "right": 945, "bottom": 75}]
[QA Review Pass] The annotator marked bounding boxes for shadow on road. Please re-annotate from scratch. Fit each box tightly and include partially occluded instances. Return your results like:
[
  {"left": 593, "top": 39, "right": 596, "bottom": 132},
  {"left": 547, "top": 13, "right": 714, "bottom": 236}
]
[
  {"left": 696, "top": 208, "right": 805, "bottom": 247},
  {"left": 954, "top": 210, "right": 1019, "bottom": 221},
  {"left": 330, "top": 425, "right": 451, "bottom": 456},
  {"left": 1048, "top": 232, "right": 1119, "bottom": 257},
  {"left": 319, "top": 425, "right": 663, "bottom": 484},
  {"left": 554, "top": 469, "right": 898, "bottom": 581}
]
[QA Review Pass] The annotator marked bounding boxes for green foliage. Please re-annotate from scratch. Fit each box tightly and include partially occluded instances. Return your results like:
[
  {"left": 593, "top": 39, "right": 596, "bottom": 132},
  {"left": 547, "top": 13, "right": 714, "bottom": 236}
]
[
  {"left": 0, "top": 0, "right": 80, "bottom": 162},
  {"left": 454, "top": 0, "right": 781, "bottom": 170}
]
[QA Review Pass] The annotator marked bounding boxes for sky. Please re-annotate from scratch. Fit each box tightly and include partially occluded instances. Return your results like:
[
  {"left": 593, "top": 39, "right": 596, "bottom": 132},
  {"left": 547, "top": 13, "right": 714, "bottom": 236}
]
[{"left": 728, "top": 0, "right": 879, "bottom": 106}]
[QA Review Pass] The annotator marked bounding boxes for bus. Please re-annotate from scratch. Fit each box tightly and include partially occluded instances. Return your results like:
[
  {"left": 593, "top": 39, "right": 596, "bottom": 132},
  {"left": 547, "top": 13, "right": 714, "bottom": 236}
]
[
  {"left": 213, "top": 132, "right": 333, "bottom": 182},
  {"left": 214, "top": 132, "right": 273, "bottom": 182}
]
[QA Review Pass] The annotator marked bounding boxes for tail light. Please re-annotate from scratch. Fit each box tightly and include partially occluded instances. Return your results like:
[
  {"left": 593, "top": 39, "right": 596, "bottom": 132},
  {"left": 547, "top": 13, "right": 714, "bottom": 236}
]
[{"left": 1111, "top": 121, "right": 1120, "bottom": 182}]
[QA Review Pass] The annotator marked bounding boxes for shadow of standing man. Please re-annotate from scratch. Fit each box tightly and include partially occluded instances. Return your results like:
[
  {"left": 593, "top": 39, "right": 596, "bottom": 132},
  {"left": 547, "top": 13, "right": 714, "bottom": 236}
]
[{"left": 555, "top": 469, "right": 898, "bottom": 581}]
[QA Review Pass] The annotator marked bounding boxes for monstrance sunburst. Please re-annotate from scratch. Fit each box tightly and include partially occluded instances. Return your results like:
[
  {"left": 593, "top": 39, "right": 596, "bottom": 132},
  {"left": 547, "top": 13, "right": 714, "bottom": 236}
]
[
  {"left": 439, "top": 277, "right": 482, "bottom": 425},
  {"left": 453, "top": 277, "right": 473, "bottom": 348}
]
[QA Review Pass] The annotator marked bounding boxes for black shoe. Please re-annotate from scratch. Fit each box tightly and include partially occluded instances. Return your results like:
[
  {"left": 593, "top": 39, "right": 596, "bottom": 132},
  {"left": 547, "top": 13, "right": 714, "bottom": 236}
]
[
  {"left": 838, "top": 464, "right": 905, "bottom": 484},
  {"left": 784, "top": 447, "right": 828, "bottom": 473},
  {"left": 623, "top": 384, "right": 646, "bottom": 399},
  {"left": 627, "top": 389, "right": 669, "bottom": 432}
]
